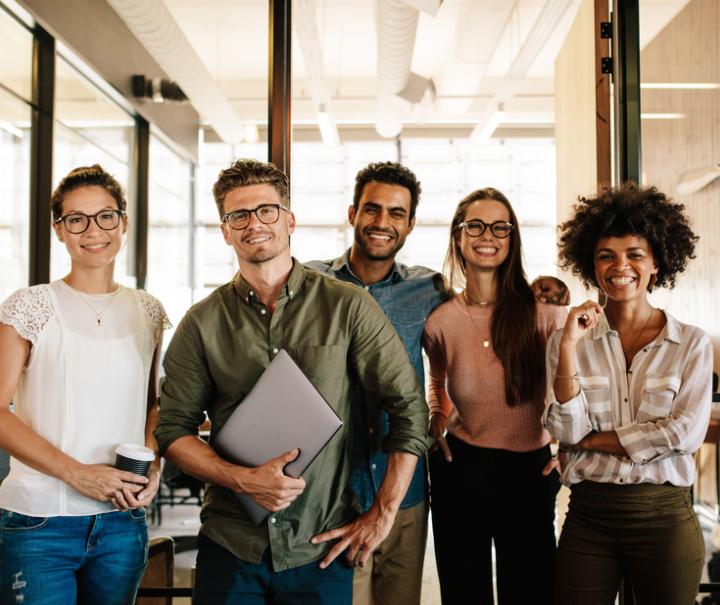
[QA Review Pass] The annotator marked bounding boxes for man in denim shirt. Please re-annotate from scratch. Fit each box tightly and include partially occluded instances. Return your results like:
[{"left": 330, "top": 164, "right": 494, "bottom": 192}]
[{"left": 307, "top": 162, "right": 447, "bottom": 605}]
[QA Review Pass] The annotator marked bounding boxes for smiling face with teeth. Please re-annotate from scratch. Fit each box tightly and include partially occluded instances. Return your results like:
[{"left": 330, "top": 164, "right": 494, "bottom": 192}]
[
  {"left": 349, "top": 182, "right": 415, "bottom": 262},
  {"left": 594, "top": 234, "right": 659, "bottom": 302},
  {"left": 456, "top": 200, "right": 512, "bottom": 272},
  {"left": 53, "top": 185, "right": 126, "bottom": 270},
  {"left": 221, "top": 183, "right": 295, "bottom": 266}
]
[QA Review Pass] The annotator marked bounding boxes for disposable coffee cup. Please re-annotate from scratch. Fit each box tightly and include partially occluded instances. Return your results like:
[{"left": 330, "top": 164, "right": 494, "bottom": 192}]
[{"left": 115, "top": 444, "right": 155, "bottom": 476}]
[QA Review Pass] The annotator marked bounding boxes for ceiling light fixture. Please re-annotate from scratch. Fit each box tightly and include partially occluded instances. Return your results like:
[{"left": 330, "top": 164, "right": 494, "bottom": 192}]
[
  {"left": 317, "top": 105, "right": 340, "bottom": 147},
  {"left": 471, "top": 103, "right": 504, "bottom": 143},
  {"left": 0, "top": 120, "right": 23, "bottom": 138},
  {"left": 640, "top": 113, "right": 686, "bottom": 120},
  {"left": 641, "top": 83, "right": 720, "bottom": 90},
  {"left": 676, "top": 165, "right": 720, "bottom": 194}
]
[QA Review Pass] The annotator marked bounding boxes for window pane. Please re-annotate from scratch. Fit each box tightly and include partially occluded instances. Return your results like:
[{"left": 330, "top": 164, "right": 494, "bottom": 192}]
[
  {"left": 0, "top": 7, "right": 32, "bottom": 102},
  {"left": 146, "top": 133, "right": 193, "bottom": 338},
  {"left": 0, "top": 87, "right": 30, "bottom": 299},
  {"left": 52, "top": 57, "right": 133, "bottom": 285}
]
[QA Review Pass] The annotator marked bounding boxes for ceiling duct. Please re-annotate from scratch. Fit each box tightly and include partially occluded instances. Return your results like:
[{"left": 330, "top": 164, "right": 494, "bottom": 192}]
[
  {"left": 106, "top": 0, "right": 244, "bottom": 143},
  {"left": 375, "top": 0, "right": 418, "bottom": 138}
]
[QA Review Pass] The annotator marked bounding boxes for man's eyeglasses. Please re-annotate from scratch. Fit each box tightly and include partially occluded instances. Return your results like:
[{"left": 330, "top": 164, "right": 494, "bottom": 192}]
[
  {"left": 54, "top": 209, "right": 125, "bottom": 234},
  {"left": 455, "top": 219, "right": 514, "bottom": 239},
  {"left": 222, "top": 203, "right": 289, "bottom": 230}
]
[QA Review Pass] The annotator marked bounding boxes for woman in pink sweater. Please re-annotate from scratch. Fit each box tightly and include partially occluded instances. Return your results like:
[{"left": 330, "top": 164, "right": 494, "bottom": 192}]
[{"left": 423, "top": 188, "right": 566, "bottom": 605}]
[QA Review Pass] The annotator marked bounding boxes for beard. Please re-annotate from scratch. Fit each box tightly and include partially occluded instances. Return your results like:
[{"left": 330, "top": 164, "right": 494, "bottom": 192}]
[
  {"left": 239, "top": 232, "right": 289, "bottom": 265},
  {"left": 354, "top": 228, "right": 406, "bottom": 261}
]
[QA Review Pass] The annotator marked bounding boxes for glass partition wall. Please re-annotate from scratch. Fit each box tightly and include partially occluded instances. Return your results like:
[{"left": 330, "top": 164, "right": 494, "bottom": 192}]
[
  {"left": 51, "top": 55, "right": 135, "bottom": 284},
  {"left": 0, "top": 5, "right": 32, "bottom": 300}
]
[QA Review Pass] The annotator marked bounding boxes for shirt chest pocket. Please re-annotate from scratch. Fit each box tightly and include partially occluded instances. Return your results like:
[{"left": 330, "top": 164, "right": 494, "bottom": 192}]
[
  {"left": 636, "top": 374, "right": 680, "bottom": 422},
  {"left": 579, "top": 375, "right": 613, "bottom": 431},
  {"left": 288, "top": 345, "right": 346, "bottom": 410}
]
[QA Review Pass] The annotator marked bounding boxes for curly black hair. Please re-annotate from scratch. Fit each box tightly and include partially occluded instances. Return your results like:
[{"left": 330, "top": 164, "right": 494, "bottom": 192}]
[
  {"left": 353, "top": 161, "right": 421, "bottom": 221},
  {"left": 558, "top": 182, "right": 698, "bottom": 290}
]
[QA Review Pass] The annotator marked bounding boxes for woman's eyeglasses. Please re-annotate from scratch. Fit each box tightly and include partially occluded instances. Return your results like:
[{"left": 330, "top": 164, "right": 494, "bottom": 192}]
[
  {"left": 455, "top": 219, "right": 514, "bottom": 238},
  {"left": 55, "top": 209, "right": 125, "bottom": 234}
]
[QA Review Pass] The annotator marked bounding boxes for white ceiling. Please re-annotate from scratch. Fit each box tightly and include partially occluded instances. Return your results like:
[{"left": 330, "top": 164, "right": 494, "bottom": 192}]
[
  {"left": 163, "top": 0, "right": 575, "bottom": 130},
  {"left": 132, "top": 0, "right": 693, "bottom": 139}
]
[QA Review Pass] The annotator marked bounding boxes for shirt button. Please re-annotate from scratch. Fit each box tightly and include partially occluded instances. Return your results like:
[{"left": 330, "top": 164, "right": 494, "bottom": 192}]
[
  {"left": 619, "top": 478, "right": 624, "bottom": 483},
  {"left": 364, "top": 286, "right": 369, "bottom": 291},
  {"left": 272, "top": 347, "right": 278, "bottom": 354},
  {"left": 368, "top": 428, "right": 374, "bottom": 435},
  {"left": 270, "top": 517, "right": 276, "bottom": 524},
  {"left": 289, "top": 290, "right": 294, "bottom": 297},
  {"left": 371, "top": 464, "right": 377, "bottom": 470},
  {"left": 624, "top": 398, "right": 628, "bottom": 402},
  {"left": 249, "top": 290, "right": 255, "bottom": 297},
  {"left": 260, "top": 309, "right": 267, "bottom": 315}
]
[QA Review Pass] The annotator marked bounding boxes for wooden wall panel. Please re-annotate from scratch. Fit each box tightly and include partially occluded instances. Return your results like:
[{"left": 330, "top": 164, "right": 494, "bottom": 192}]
[{"left": 640, "top": 0, "right": 720, "bottom": 371}]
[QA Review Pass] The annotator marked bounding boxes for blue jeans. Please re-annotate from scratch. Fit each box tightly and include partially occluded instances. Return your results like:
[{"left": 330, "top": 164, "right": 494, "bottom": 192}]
[
  {"left": 0, "top": 508, "right": 149, "bottom": 605},
  {"left": 193, "top": 532, "right": 353, "bottom": 605}
]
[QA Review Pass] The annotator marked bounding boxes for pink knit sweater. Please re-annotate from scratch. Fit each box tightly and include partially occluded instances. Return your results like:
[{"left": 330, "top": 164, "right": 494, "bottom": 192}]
[{"left": 423, "top": 295, "right": 567, "bottom": 452}]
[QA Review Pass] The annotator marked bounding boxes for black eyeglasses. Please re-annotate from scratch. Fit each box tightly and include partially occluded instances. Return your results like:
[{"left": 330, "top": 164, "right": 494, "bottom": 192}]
[
  {"left": 455, "top": 219, "right": 514, "bottom": 238},
  {"left": 55, "top": 209, "right": 125, "bottom": 234},
  {"left": 222, "top": 203, "right": 290, "bottom": 231}
]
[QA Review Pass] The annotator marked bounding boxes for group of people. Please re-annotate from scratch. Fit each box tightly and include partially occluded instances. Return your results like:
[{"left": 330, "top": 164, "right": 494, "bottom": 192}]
[{"left": 0, "top": 158, "right": 711, "bottom": 605}]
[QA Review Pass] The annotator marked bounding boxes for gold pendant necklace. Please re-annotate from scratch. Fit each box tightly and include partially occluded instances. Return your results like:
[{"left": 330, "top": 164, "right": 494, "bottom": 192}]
[
  {"left": 71, "top": 285, "right": 120, "bottom": 326},
  {"left": 461, "top": 290, "right": 493, "bottom": 349}
]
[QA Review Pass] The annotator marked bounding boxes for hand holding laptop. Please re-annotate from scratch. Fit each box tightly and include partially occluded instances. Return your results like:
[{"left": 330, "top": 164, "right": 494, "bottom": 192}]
[{"left": 235, "top": 448, "right": 306, "bottom": 512}]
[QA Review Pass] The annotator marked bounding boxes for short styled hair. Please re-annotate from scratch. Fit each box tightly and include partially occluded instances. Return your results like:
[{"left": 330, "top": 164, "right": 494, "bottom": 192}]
[
  {"left": 212, "top": 158, "right": 289, "bottom": 218},
  {"left": 558, "top": 183, "right": 698, "bottom": 290},
  {"left": 51, "top": 164, "right": 126, "bottom": 220},
  {"left": 353, "top": 162, "right": 421, "bottom": 221}
]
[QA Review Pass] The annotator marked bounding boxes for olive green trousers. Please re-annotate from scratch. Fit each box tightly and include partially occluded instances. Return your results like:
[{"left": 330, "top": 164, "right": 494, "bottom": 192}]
[{"left": 555, "top": 481, "right": 705, "bottom": 605}]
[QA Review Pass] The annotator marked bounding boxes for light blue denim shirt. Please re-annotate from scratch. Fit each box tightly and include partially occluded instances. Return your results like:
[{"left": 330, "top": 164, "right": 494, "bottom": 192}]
[{"left": 307, "top": 250, "right": 448, "bottom": 511}]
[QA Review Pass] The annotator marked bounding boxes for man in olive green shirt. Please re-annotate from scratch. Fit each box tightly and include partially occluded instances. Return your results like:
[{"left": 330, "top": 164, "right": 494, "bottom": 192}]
[{"left": 154, "top": 159, "right": 428, "bottom": 605}]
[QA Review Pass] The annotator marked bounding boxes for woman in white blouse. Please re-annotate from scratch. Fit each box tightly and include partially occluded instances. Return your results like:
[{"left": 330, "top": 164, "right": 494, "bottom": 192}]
[
  {"left": 545, "top": 183, "right": 712, "bottom": 605},
  {"left": 0, "top": 165, "right": 168, "bottom": 604}
]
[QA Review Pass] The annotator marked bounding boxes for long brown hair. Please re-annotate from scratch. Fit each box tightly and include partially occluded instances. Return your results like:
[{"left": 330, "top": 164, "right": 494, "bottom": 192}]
[{"left": 444, "top": 188, "right": 543, "bottom": 405}]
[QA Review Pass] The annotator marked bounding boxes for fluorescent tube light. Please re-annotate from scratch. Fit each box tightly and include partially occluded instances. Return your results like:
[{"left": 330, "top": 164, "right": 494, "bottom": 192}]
[{"left": 641, "top": 83, "right": 719, "bottom": 90}]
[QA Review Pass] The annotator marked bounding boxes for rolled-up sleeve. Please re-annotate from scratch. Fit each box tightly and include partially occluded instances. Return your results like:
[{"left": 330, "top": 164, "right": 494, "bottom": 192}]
[
  {"left": 348, "top": 292, "right": 430, "bottom": 457},
  {"left": 154, "top": 313, "right": 212, "bottom": 454},
  {"left": 616, "top": 332, "right": 712, "bottom": 464},
  {"left": 543, "top": 329, "right": 593, "bottom": 444}
]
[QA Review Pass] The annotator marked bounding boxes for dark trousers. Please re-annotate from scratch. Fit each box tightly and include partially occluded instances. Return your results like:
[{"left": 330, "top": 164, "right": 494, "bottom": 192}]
[
  {"left": 555, "top": 481, "right": 705, "bottom": 605},
  {"left": 193, "top": 533, "right": 353, "bottom": 605},
  {"left": 429, "top": 436, "right": 560, "bottom": 605}
]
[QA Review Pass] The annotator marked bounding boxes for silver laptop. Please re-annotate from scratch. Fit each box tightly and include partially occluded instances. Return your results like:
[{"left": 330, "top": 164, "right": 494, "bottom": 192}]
[{"left": 213, "top": 349, "right": 343, "bottom": 524}]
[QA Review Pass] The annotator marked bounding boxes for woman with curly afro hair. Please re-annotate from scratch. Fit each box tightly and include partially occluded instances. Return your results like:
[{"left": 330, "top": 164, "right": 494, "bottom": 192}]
[{"left": 544, "top": 183, "right": 712, "bottom": 605}]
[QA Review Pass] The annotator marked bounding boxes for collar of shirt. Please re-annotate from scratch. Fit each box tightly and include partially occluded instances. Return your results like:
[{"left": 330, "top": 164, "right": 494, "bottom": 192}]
[
  {"left": 232, "top": 258, "right": 305, "bottom": 304},
  {"left": 590, "top": 309, "right": 683, "bottom": 347},
  {"left": 330, "top": 248, "right": 407, "bottom": 285}
]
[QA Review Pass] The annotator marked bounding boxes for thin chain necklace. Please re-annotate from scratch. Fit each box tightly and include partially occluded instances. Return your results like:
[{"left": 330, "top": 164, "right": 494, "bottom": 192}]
[
  {"left": 66, "top": 281, "right": 121, "bottom": 326},
  {"left": 618, "top": 306, "right": 655, "bottom": 354},
  {"left": 462, "top": 289, "right": 495, "bottom": 306},
  {"left": 461, "top": 290, "right": 494, "bottom": 349}
]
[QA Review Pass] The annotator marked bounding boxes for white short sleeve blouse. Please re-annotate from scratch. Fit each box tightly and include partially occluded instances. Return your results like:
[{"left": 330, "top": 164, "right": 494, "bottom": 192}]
[{"left": 0, "top": 280, "right": 169, "bottom": 516}]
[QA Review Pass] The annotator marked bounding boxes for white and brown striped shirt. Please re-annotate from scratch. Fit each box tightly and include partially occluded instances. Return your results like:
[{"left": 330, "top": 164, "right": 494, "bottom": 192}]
[{"left": 544, "top": 311, "right": 712, "bottom": 487}]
